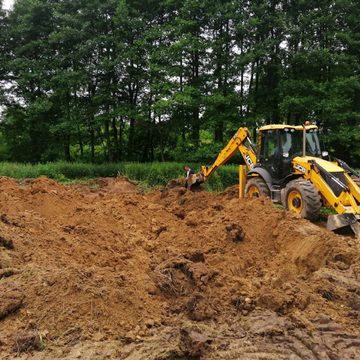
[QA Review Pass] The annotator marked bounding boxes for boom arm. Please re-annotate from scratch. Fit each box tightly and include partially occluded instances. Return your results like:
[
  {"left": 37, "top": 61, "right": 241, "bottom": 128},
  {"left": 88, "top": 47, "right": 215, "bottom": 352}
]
[{"left": 201, "top": 127, "right": 257, "bottom": 179}]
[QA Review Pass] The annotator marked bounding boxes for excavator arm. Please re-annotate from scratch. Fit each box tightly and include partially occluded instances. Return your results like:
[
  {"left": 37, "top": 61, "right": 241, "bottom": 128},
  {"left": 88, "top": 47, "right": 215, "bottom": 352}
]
[{"left": 200, "top": 127, "right": 257, "bottom": 181}]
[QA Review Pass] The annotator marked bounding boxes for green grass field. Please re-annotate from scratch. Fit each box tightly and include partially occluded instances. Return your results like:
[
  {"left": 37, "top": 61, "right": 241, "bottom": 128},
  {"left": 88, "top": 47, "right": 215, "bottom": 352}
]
[{"left": 0, "top": 162, "right": 239, "bottom": 192}]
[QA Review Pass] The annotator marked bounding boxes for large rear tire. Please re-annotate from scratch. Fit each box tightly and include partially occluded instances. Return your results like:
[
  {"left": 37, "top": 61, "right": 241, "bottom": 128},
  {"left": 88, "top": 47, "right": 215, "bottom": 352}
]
[
  {"left": 245, "top": 177, "right": 270, "bottom": 198},
  {"left": 285, "top": 179, "right": 322, "bottom": 221}
]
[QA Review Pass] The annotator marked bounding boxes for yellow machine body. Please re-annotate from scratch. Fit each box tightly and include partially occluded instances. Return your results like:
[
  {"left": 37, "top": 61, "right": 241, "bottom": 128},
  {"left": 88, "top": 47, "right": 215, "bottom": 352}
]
[{"left": 195, "top": 124, "right": 360, "bottom": 237}]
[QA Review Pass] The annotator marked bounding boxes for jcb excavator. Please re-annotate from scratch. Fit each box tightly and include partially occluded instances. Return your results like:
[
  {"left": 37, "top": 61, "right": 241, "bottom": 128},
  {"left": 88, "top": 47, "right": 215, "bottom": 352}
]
[{"left": 189, "top": 123, "right": 360, "bottom": 238}]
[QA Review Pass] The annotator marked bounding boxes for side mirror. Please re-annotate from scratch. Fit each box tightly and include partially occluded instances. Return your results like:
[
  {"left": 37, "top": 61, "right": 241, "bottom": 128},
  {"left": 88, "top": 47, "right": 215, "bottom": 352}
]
[{"left": 322, "top": 151, "right": 329, "bottom": 160}]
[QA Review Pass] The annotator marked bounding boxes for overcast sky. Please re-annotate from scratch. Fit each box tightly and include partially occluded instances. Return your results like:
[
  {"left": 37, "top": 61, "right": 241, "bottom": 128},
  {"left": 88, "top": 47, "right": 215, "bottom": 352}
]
[{"left": 3, "top": 0, "right": 14, "bottom": 10}]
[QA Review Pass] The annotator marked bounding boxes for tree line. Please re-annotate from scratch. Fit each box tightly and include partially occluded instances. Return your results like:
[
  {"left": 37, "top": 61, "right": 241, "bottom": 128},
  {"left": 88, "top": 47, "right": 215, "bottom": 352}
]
[{"left": 0, "top": 0, "right": 359, "bottom": 165}]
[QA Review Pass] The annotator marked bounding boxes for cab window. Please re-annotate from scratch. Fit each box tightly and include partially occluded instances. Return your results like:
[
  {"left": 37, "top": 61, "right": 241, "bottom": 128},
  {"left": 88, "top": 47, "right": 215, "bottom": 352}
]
[
  {"left": 306, "top": 129, "right": 321, "bottom": 156},
  {"left": 280, "top": 129, "right": 302, "bottom": 158},
  {"left": 260, "top": 130, "right": 278, "bottom": 161}
]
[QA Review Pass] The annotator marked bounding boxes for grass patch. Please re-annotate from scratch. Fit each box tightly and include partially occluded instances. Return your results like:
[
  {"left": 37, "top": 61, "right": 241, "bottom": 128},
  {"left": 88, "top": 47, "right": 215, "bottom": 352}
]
[
  {"left": 319, "top": 206, "right": 337, "bottom": 221},
  {"left": 0, "top": 161, "right": 239, "bottom": 192}
]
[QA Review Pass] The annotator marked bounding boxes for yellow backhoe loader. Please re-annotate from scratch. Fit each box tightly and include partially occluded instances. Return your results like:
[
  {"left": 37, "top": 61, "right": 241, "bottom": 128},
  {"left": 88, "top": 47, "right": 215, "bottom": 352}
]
[{"left": 189, "top": 123, "right": 360, "bottom": 237}]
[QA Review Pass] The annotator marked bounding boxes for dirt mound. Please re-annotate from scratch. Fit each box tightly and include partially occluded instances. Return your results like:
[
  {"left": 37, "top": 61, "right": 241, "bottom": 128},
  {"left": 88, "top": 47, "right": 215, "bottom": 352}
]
[
  {"left": 95, "top": 176, "right": 137, "bottom": 193},
  {"left": 0, "top": 178, "right": 358, "bottom": 359}
]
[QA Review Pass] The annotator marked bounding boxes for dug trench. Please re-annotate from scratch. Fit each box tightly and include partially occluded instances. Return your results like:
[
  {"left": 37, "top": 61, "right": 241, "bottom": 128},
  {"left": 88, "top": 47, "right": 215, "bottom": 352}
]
[{"left": 0, "top": 176, "right": 359, "bottom": 359}]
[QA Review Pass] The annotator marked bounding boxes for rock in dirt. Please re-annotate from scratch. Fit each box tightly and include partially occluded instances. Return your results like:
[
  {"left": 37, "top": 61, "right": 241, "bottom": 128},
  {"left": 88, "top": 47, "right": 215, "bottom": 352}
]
[
  {"left": 0, "top": 235, "right": 14, "bottom": 249},
  {"left": 186, "top": 292, "right": 217, "bottom": 321},
  {"left": 0, "top": 214, "right": 20, "bottom": 227},
  {"left": 0, "top": 286, "right": 24, "bottom": 320},
  {"left": 101, "top": 177, "right": 137, "bottom": 193},
  {"left": 0, "top": 268, "right": 18, "bottom": 279},
  {"left": 231, "top": 295, "right": 256, "bottom": 314},
  {"left": 248, "top": 311, "right": 287, "bottom": 336},
  {"left": 212, "top": 203, "right": 224, "bottom": 211},
  {"left": 185, "top": 262, "right": 217, "bottom": 286},
  {"left": 12, "top": 330, "right": 44, "bottom": 353},
  {"left": 180, "top": 328, "right": 212, "bottom": 358},
  {"left": 347, "top": 294, "right": 360, "bottom": 311},
  {"left": 220, "top": 185, "right": 239, "bottom": 199},
  {"left": 165, "top": 178, "right": 186, "bottom": 189},
  {"left": 173, "top": 209, "right": 186, "bottom": 219},
  {"left": 0, "top": 249, "right": 12, "bottom": 269},
  {"left": 226, "top": 223, "right": 245, "bottom": 242},
  {"left": 184, "top": 250, "right": 205, "bottom": 263},
  {"left": 154, "top": 256, "right": 217, "bottom": 298},
  {"left": 152, "top": 225, "right": 167, "bottom": 236}
]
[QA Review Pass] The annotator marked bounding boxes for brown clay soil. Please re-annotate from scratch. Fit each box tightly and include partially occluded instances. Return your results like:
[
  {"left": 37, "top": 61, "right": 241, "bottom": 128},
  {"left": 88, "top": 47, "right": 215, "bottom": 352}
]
[{"left": 0, "top": 176, "right": 359, "bottom": 359}]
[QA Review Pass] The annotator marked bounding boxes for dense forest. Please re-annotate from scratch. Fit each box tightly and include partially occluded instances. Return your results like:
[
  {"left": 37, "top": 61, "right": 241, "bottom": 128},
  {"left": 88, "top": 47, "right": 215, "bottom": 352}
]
[{"left": 0, "top": 0, "right": 359, "bottom": 165}]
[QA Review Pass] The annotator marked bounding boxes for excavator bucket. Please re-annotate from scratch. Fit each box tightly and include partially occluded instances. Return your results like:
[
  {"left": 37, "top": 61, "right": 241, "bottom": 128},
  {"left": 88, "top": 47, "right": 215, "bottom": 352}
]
[
  {"left": 186, "top": 172, "right": 205, "bottom": 190},
  {"left": 327, "top": 214, "right": 360, "bottom": 239}
]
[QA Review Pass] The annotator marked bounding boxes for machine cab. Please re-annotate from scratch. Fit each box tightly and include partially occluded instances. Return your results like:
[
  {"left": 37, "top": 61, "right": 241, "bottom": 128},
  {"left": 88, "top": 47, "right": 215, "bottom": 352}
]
[{"left": 256, "top": 124, "right": 321, "bottom": 184}]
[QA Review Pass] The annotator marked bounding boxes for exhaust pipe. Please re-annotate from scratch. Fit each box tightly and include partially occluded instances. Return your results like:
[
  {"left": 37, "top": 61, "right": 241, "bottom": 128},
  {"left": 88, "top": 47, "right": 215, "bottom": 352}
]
[{"left": 302, "top": 124, "right": 306, "bottom": 157}]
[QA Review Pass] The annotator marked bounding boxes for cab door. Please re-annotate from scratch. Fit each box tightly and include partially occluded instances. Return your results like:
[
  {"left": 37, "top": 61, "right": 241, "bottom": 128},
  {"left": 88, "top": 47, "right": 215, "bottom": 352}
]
[{"left": 258, "top": 129, "right": 282, "bottom": 183}]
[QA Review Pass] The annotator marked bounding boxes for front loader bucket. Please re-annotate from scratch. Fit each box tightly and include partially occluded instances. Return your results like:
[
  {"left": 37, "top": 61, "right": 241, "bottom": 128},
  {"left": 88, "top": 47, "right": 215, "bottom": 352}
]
[{"left": 327, "top": 214, "right": 360, "bottom": 239}]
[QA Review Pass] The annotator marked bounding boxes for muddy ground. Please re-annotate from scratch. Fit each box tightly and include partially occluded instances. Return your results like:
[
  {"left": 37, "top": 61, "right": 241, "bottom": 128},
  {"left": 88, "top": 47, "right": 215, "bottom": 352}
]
[{"left": 0, "top": 176, "right": 359, "bottom": 359}]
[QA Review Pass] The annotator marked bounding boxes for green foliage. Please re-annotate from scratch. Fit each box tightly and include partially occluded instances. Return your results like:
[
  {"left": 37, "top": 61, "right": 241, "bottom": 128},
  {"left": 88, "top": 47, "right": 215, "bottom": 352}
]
[
  {"left": 324, "top": 126, "right": 360, "bottom": 166},
  {"left": 204, "top": 166, "right": 238, "bottom": 192},
  {"left": 0, "top": 0, "right": 359, "bottom": 166}
]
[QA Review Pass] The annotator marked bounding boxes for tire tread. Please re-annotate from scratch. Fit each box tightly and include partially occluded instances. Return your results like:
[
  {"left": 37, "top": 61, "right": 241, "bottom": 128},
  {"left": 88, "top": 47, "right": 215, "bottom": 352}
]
[
  {"left": 285, "top": 179, "right": 322, "bottom": 221},
  {"left": 245, "top": 177, "right": 270, "bottom": 197}
]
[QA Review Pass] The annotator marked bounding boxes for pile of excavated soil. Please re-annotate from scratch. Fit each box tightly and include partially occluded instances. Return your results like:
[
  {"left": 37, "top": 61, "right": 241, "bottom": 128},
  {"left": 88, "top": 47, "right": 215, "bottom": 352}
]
[{"left": 0, "top": 176, "right": 359, "bottom": 359}]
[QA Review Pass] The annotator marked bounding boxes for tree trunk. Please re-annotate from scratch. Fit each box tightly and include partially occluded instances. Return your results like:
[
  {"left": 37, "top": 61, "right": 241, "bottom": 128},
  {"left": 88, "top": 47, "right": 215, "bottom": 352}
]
[
  {"left": 128, "top": 118, "right": 135, "bottom": 160},
  {"left": 112, "top": 117, "right": 118, "bottom": 162},
  {"left": 127, "top": 81, "right": 139, "bottom": 160},
  {"left": 214, "top": 120, "right": 223, "bottom": 142},
  {"left": 191, "top": 46, "right": 200, "bottom": 147},
  {"left": 77, "top": 126, "right": 83, "bottom": 158},
  {"left": 104, "top": 116, "right": 111, "bottom": 162},
  {"left": 247, "top": 62, "right": 255, "bottom": 116},
  {"left": 90, "top": 127, "right": 95, "bottom": 163},
  {"left": 239, "top": 38, "right": 244, "bottom": 118},
  {"left": 64, "top": 135, "right": 71, "bottom": 162},
  {"left": 119, "top": 116, "right": 124, "bottom": 161}
]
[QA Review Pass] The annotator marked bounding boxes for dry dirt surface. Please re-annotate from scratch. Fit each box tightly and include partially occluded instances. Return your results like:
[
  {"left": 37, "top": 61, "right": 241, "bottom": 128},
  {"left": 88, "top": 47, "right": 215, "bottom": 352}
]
[{"left": 0, "top": 176, "right": 359, "bottom": 359}]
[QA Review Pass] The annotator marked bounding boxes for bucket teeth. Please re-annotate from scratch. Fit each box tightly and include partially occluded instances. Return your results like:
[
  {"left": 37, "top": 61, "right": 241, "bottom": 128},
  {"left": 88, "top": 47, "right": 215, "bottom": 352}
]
[
  {"left": 327, "top": 214, "right": 360, "bottom": 239},
  {"left": 350, "top": 221, "right": 360, "bottom": 239}
]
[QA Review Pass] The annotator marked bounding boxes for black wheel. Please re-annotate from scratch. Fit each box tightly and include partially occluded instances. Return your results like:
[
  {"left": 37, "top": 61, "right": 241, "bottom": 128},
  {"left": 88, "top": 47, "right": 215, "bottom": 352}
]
[
  {"left": 245, "top": 177, "right": 270, "bottom": 198},
  {"left": 285, "top": 179, "right": 322, "bottom": 221}
]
